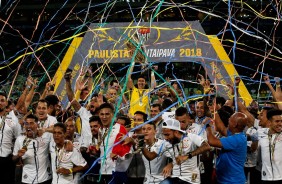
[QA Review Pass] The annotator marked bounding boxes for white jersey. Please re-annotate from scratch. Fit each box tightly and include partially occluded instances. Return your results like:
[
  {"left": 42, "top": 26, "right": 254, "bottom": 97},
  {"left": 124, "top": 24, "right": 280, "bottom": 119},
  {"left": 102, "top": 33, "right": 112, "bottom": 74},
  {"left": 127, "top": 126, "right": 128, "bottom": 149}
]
[
  {"left": 189, "top": 120, "right": 209, "bottom": 140},
  {"left": 142, "top": 139, "right": 168, "bottom": 184},
  {"left": 76, "top": 107, "right": 92, "bottom": 147},
  {"left": 187, "top": 123, "right": 201, "bottom": 135},
  {"left": 8, "top": 109, "right": 19, "bottom": 120},
  {"left": 0, "top": 113, "right": 21, "bottom": 157},
  {"left": 99, "top": 123, "right": 121, "bottom": 174},
  {"left": 258, "top": 128, "right": 282, "bottom": 181},
  {"left": 72, "top": 133, "right": 83, "bottom": 150},
  {"left": 13, "top": 133, "right": 52, "bottom": 183},
  {"left": 9, "top": 110, "right": 25, "bottom": 134},
  {"left": 245, "top": 126, "right": 258, "bottom": 168},
  {"left": 9, "top": 110, "right": 21, "bottom": 128},
  {"left": 72, "top": 133, "right": 85, "bottom": 184},
  {"left": 163, "top": 134, "right": 205, "bottom": 184},
  {"left": 38, "top": 115, "right": 57, "bottom": 129},
  {"left": 49, "top": 140, "right": 87, "bottom": 184}
]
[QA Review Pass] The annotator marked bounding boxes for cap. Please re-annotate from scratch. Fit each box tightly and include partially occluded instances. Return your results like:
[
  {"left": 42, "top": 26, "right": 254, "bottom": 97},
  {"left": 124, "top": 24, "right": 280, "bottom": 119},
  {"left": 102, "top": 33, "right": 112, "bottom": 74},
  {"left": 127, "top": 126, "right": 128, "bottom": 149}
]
[{"left": 162, "top": 119, "right": 186, "bottom": 134}]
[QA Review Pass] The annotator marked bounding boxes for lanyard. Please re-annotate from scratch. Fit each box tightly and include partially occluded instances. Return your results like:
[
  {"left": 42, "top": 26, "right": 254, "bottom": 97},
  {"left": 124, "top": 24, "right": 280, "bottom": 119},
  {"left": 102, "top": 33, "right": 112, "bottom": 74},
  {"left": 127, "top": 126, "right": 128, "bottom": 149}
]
[
  {"left": 22, "top": 137, "right": 33, "bottom": 150},
  {"left": 174, "top": 134, "right": 187, "bottom": 156},
  {"left": 98, "top": 128, "right": 109, "bottom": 150},
  {"left": 55, "top": 145, "right": 65, "bottom": 169},
  {"left": 0, "top": 115, "right": 6, "bottom": 130},
  {"left": 268, "top": 132, "right": 281, "bottom": 161},
  {"left": 137, "top": 89, "right": 146, "bottom": 106},
  {"left": 268, "top": 132, "right": 281, "bottom": 179},
  {"left": 39, "top": 120, "right": 46, "bottom": 128},
  {"left": 173, "top": 145, "right": 182, "bottom": 176},
  {"left": 0, "top": 115, "right": 7, "bottom": 149},
  {"left": 148, "top": 146, "right": 152, "bottom": 175}
]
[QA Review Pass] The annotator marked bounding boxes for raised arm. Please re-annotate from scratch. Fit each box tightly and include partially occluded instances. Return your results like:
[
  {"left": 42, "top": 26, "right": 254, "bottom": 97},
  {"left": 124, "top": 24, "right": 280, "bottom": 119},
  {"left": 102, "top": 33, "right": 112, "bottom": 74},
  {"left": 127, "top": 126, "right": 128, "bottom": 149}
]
[
  {"left": 126, "top": 62, "right": 135, "bottom": 90},
  {"left": 14, "top": 86, "right": 29, "bottom": 114},
  {"left": 75, "top": 66, "right": 93, "bottom": 101},
  {"left": 86, "top": 67, "right": 93, "bottom": 92},
  {"left": 264, "top": 75, "right": 276, "bottom": 100},
  {"left": 206, "top": 124, "right": 223, "bottom": 148},
  {"left": 198, "top": 74, "right": 212, "bottom": 116},
  {"left": 40, "top": 81, "right": 52, "bottom": 100},
  {"left": 264, "top": 76, "right": 282, "bottom": 110},
  {"left": 229, "top": 77, "right": 255, "bottom": 127},
  {"left": 214, "top": 113, "right": 227, "bottom": 136},
  {"left": 25, "top": 77, "right": 38, "bottom": 110},
  {"left": 198, "top": 74, "right": 213, "bottom": 95},
  {"left": 15, "top": 76, "right": 34, "bottom": 114},
  {"left": 237, "top": 101, "right": 255, "bottom": 127},
  {"left": 274, "top": 77, "right": 282, "bottom": 110},
  {"left": 150, "top": 66, "right": 157, "bottom": 89},
  {"left": 74, "top": 76, "right": 89, "bottom": 101},
  {"left": 64, "top": 72, "right": 81, "bottom": 112}
]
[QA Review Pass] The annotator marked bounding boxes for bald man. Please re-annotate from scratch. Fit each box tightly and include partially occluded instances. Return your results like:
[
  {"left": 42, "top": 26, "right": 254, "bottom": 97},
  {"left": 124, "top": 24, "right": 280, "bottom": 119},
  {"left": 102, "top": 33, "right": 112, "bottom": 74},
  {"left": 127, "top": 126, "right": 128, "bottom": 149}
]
[{"left": 206, "top": 112, "right": 248, "bottom": 184}]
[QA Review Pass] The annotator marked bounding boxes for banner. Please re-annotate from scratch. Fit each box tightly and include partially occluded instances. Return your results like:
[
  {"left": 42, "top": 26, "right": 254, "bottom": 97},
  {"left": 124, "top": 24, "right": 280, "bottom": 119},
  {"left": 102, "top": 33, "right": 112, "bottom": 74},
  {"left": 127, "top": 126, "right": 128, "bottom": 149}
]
[
  {"left": 55, "top": 21, "right": 252, "bottom": 106},
  {"left": 84, "top": 21, "right": 208, "bottom": 63}
]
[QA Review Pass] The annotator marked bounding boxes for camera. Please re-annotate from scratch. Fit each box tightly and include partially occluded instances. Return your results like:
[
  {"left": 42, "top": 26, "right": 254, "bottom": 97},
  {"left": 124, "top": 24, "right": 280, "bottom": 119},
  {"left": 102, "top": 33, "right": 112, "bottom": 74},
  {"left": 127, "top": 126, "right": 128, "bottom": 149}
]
[{"left": 137, "top": 134, "right": 145, "bottom": 148}]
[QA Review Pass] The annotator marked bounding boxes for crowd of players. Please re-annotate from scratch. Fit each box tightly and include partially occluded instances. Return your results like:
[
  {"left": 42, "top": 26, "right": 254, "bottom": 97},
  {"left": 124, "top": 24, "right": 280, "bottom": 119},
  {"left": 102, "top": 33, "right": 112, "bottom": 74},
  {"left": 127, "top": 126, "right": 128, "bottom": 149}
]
[{"left": 0, "top": 65, "right": 281, "bottom": 184}]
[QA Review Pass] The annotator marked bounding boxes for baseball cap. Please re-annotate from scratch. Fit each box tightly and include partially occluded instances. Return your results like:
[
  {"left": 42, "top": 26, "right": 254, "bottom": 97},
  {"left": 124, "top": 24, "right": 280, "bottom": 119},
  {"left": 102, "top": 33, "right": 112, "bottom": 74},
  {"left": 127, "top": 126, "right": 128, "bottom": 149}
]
[{"left": 162, "top": 119, "right": 186, "bottom": 134}]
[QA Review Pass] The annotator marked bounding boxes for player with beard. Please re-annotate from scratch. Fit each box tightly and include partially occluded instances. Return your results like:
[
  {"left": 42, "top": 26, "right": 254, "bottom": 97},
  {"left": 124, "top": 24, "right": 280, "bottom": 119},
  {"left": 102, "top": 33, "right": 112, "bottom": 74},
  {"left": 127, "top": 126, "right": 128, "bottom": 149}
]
[
  {"left": 13, "top": 114, "right": 52, "bottom": 184},
  {"left": 44, "top": 95, "right": 61, "bottom": 118},
  {"left": 49, "top": 123, "right": 88, "bottom": 184},
  {"left": 160, "top": 119, "right": 210, "bottom": 184},
  {"left": 0, "top": 92, "right": 21, "bottom": 183}
]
